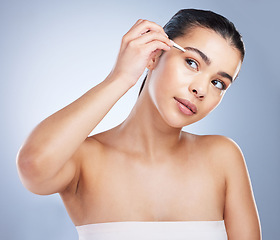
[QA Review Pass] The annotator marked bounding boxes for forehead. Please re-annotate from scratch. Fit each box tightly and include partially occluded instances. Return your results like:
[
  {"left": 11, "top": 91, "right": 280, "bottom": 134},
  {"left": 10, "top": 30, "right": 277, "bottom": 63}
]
[{"left": 173, "top": 27, "right": 242, "bottom": 79}]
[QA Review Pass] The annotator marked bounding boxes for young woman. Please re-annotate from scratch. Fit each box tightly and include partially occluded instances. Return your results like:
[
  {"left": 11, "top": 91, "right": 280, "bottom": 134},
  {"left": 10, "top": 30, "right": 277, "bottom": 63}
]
[{"left": 17, "top": 9, "right": 261, "bottom": 240}]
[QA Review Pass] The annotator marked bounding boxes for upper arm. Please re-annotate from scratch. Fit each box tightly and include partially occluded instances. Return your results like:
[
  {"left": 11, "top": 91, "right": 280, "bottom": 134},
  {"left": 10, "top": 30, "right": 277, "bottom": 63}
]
[
  {"left": 41, "top": 152, "right": 81, "bottom": 195},
  {"left": 221, "top": 137, "right": 262, "bottom": 239},
  {"left": 17, "top": 144, "right": 82, "bottom": 196}
]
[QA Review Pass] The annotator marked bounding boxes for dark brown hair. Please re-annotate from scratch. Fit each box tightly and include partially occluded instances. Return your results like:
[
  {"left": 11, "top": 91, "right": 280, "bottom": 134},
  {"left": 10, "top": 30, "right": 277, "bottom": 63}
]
[{"left": 138, "top": 8, "right": 245, "bottom": 95}]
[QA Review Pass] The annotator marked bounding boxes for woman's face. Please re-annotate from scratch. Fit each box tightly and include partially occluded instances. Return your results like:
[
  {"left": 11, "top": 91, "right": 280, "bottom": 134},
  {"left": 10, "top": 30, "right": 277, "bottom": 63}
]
[{"left": 146, "top": 26, "right": 242, "bottom": 128}]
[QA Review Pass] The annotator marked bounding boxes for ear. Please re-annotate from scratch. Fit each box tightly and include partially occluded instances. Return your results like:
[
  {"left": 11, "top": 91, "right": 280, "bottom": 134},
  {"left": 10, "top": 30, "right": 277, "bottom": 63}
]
[{"left": 147, "top": 49, "right": 163, "bottom": 70}]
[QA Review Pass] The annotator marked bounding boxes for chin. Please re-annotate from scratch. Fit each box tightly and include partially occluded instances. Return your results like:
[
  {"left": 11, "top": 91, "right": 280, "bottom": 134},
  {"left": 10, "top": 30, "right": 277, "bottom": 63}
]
[{"left": 161, "top": 111, "right": 202, "bottom": 129}]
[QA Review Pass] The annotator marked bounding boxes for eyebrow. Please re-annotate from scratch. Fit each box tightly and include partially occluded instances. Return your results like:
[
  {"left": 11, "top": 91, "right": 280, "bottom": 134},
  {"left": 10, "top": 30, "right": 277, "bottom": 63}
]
[
  {"left": 184, "top": 47, "right": 211, "bottom": 65},
  {"left": 184, "top": 46, "right": 233, "bottom": 82},
  {"left": 218, "top": 71, "right": 233, "bottom": 82}
]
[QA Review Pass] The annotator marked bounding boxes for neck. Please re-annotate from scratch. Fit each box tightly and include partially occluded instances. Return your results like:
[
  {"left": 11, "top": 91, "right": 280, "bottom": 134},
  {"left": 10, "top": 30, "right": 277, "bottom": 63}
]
[{"left": 116, "top": 89, "right": 184, "bottom": 161}]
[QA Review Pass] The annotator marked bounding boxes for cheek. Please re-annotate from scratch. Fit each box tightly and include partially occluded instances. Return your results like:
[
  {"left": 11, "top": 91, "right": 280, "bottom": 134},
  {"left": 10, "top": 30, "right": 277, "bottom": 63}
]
[
  {"left": 148, "top": 59, "right": 178, "bottom": 102},
  {"left": 205, "top": 95, "right": 224, "bottom": 114}
]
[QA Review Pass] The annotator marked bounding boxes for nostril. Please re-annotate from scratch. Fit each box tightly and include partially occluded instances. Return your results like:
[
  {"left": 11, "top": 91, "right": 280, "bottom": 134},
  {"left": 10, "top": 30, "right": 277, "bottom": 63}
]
[{"left": 192, "top": 88, "right": 204, "bottom": 99}]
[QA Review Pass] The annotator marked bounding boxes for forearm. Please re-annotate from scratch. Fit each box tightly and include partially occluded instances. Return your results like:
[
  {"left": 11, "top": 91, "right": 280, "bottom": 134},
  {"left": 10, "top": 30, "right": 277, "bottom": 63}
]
[
  {"left": 17, "top": 73, "right": 131, "bottom": 180},
  {"left": 17, "top": 19, "right": 172, "bottom": 191}
]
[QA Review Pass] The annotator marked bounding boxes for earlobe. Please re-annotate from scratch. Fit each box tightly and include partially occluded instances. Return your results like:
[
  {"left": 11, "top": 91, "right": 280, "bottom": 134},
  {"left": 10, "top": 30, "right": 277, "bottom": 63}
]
[{"left": 147, "top": 49, "right": 162, "bottom": 70}]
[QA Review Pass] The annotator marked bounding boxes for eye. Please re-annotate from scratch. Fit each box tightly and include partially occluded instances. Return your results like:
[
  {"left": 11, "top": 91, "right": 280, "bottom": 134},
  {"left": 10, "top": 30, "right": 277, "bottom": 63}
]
[
  {"left": 185, "top": 58, "right": 198, "bottom": 71},
  {"left": 212, "top": 80, "right": 226, "bottom": 90}
]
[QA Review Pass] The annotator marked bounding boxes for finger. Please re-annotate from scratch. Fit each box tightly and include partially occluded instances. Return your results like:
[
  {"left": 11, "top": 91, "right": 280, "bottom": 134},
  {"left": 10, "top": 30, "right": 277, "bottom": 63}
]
[
  {"left": 134, "top": 18, "right": 145, "bottom": 26},
  {"left": 122, "top": 19, "right": 145, "bottom": 40},
  {"left": 123, "top": 20, "right": 168, "bottom": 43},
  {"left": 133, "top": 31, "right": 173, "bottom": 47},
  {"left": 142, "top": 40, "right": 171, "bottom": 55},
  {"left": 129, "top": 19, "right": 145, "bottom": 31},
  {"left": 137, "top": 20, "right": 167, "bottom": 36}
]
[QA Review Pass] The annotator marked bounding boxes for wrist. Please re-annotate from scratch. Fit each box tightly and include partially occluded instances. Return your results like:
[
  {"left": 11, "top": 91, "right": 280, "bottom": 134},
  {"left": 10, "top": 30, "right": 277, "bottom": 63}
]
[{"left": 106, "top": 70, "right": 137, "bottom": 89}]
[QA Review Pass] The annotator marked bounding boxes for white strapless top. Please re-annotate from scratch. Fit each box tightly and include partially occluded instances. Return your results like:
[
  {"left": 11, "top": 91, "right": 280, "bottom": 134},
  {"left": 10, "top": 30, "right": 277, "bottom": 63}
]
[{"left": 76, "top": 220, "right": 227, "bottom": 240}]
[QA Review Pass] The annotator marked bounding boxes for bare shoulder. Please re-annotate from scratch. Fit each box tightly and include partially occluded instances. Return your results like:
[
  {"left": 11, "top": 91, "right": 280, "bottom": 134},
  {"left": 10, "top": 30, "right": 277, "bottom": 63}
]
[
  {"left": 185, "top": 133, "right": 244, "bottom": 160},
  {"left": 189, "top": 133, "right": 261, "bottom": 238},
  {"left": 76, "top": 128, "right": 121, "bottom": 171},
  {"left": 59, "top": 131, "right": 111, "bottom": 195},
  {"left": 202, "top": 134, "right": 243, "bottom": 157},
  {"left": 194, "top": 134, "right": 248, "bottom": 183},
  {"left": 182, "top": 132, "right": 248, "bottom": 187},
  {"left": 81, "top": 127, "right": 118, "bottom": 151},
  {"left": 193, "top": 134, "right": 261, "bottom": 238},
  {"left": 77, "top": 130, "right": 113, "bottom": 166},
  {"left": 198, "top": 135, "right": 248, "bottom": 182},
  {"left": 195, "top": 133, "right": 241, "bottom": 148}
]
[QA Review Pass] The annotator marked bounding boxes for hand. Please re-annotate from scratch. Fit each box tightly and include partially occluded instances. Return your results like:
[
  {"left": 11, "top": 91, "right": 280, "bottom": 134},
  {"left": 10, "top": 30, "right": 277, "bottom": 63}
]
[{"left": 110, "top": 19, "right": 173, "bottom": 87}]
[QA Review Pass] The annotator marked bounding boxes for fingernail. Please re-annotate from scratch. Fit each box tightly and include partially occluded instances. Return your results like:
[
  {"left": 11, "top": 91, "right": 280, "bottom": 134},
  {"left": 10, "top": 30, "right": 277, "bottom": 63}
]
[{"left": 170, "top": 40, "right": 174, "bottom": 46}]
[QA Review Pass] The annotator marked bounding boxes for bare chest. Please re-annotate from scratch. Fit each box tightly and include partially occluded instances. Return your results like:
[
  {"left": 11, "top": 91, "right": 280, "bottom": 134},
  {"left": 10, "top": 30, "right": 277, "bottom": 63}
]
[{"left": 69, "top": 152, "right": 226, "bottom": 225}]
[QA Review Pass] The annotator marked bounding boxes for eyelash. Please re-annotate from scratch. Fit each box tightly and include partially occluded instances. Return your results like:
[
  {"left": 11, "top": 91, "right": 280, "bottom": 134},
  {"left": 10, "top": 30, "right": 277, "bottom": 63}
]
[
  {"left": 185, "top": 58, "right": 227, "bottom": 91},
  {"left": 211, "top": 79, "right": 226, "bottom": 90},
  {"left": 185, "top": 58, "right": 199, "bottom": 71}
]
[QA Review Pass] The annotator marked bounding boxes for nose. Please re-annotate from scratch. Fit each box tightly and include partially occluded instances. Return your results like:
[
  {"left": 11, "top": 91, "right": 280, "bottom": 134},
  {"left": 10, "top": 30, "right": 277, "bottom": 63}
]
[
  {"left": 192, "top": 88, "right": 205, "bottom": 99},
  {"left": 189, "top": 79, "right": 208, "bottom": 100}
]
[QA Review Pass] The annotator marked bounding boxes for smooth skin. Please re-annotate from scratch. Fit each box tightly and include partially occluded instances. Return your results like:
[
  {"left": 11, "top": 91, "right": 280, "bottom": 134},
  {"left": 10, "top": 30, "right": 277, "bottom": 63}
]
[{"left": 17, "top": 19, "right": 261, "bottom": 239}]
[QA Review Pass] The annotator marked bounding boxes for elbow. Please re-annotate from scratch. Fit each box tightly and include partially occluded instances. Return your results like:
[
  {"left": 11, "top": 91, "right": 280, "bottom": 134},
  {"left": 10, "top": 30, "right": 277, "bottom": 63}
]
[
  {"left": 16, "top": 146, "right": 50, "bottom": 194},
  {"left": 17, "top": 146, "right": 40, "bottom": 178}
]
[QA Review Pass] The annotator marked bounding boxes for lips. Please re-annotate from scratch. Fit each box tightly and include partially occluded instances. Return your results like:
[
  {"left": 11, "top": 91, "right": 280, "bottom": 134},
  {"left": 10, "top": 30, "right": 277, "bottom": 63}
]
[{"left": 174, "top": 97, "right": 197, "bottom": 114}]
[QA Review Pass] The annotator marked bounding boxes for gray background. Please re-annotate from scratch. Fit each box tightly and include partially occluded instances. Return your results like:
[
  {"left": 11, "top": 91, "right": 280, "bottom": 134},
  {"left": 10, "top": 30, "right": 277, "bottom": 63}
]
[{"left": 1, "top": 0, "right": 279, "bottom": 239}]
